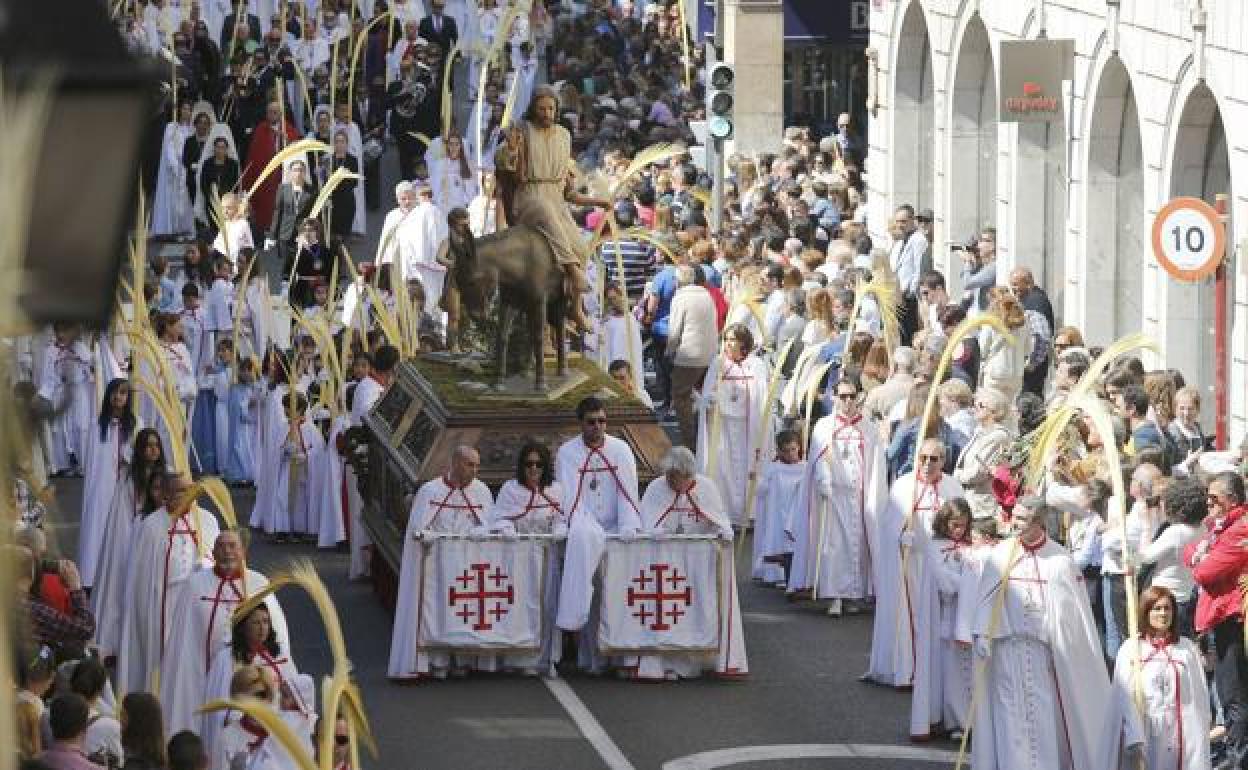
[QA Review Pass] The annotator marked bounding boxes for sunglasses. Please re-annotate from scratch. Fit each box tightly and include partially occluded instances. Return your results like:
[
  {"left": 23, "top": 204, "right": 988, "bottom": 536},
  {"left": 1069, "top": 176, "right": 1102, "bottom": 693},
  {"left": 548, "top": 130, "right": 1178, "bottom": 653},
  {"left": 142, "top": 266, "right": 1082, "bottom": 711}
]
[
  {"left": 335, "top": 734, "right": 350, "bottom": 746},
  {"left": 836, "top": 392, "right": 857, "bottom": 400},
  {"left": 918, "top": 454, "right": 942, "bottom": 463}
]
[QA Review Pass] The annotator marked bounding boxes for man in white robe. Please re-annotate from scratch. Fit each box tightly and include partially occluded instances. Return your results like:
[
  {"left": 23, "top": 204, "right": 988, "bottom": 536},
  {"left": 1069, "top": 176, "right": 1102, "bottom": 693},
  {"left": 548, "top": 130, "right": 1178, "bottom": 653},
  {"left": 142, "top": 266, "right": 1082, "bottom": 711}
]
[
  {"left": 346, "top": 345, "right": 398, "bottom": 580},
  {"left": 694, "top": 328, "right": 772, "bottom": 528},
  {"left": 375, "top": 181, "right": 443, "bottom": 302},
  {"left": 159, "top": 530, "right": 290, "bottom": 736},
  {"left": 864, "top": 438, "right": 964, "bottom": 688},
  {"left": 971, "top": 497, "right": 1110, "bottom": 770},
  {"left": 388, "top": 446, "right": 496, "bottom": 680},
  {"left": 554, "top": 397, "right": 642, "bottom": 671},
  {"left": 39, "top": 327, "right": 94, "bottom": 476},
  {"left": 117, "top": 473, "right": 222, "bottom": 695},
  {"left": 788, "top": 373, "right": 887, "bottom": 612},
  {"left": 636, "top": 448, "right": 748, "bottom": 679}
]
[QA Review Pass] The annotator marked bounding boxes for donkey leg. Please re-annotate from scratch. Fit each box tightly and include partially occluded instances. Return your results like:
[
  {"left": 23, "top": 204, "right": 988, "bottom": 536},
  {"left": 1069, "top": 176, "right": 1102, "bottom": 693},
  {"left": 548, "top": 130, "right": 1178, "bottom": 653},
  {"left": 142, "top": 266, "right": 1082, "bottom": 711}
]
[
  {"left": 532, "top": 301, "right": 548, "bottom": 391},
  {"left": 494, "top": 305, "right": 512, "bottom": 389},
  {"left": 554, "top": 302, "right": 569, "bottom": 377}
]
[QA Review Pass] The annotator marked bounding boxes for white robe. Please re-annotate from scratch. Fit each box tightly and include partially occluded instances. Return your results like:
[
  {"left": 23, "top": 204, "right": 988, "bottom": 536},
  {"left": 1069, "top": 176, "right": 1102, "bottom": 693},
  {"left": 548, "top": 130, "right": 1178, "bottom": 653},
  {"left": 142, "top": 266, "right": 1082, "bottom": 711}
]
[
  {"left": 152, "top": 120, "right": 196, "bottom": 236},
  {"left": 248, "top": 384, "right": 288, "bottom": 529},
  {"left": 789, "top": 412, "right": 888, "bottom": 599},
  {"left": 375, "top": 204, "right": 443, "bottom": 301},
  {"left": 864, "top": 471, "right": 964, "bottom": 688},
  {"left": 597, "top": 314, "right": 645, "bottom": 398},
  {"left": 388, "top": 476, "right": 496, "bottom": 679},
  {"left": 91, "top": 473, "right": 145, "bottom": 658},
  {"left": 752, "top": 460, "right": 804, "bottom": 583},
  {"left": 909, "top": 536, "right": 972, "bottom": 739},
  {"left": 553, "top": 435, "right": 641, "bottom": 634},
  {"left": 635, "top": 476, "right": 748, "bottom": 679},
  {"left": 204, "top": 645, "right": 312, "bottom": 767},
  {"left": 347, "top": 376, "right": 385, "bottom": 579},
  {"left": 694, "top": 353, "right": 773, "bottom": 527},
  {"left": 429, "top": 156, "right": 480, "bottom": 215},
  {"left": 266, "top": 419, "right": 324, "bottom": 535},
  {"left": 315, "top": 415, "right": 350, "bottom": 549},
  {"left": 1100, "top": 636, "right": 1212, "bottom": 770},
  {"left": 971, "top": 537, "right": 1112, "bottom": 770},
  {"left": 116, "top": 505, "right": 221, "bottom": 695},
  {"left": 160, "top": 567, "right": 289, "bottom": 736},
  {"left": 486, "top": 479, "right": 567, "bottom": 673},
  {"left": 38, "top": 339, "right": 94, "bottom": 473},
  {"left": 78, "top": 419, "right": 133, "bottom": 587}
]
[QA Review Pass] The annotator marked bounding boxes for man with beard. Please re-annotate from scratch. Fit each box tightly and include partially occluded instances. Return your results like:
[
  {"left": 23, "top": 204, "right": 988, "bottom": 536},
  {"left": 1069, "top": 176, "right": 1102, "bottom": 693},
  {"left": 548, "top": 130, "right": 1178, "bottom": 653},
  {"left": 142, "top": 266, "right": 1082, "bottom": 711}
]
[{"left": 507, "top": 85, "right": 610, "bottom": 332}]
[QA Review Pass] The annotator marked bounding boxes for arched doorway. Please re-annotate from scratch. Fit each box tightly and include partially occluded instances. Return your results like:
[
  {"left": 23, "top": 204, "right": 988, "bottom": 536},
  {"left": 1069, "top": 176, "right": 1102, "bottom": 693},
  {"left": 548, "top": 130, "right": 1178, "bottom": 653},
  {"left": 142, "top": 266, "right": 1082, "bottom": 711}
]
[
  {"left": 1015, "top": 117, "right": 1067, "bottom": 322},
  {"left": 1083, "top": 57, "right": 1144, "bottom": 343},
  {"left": 891, "top": 2, "right": 934, "bottom": 218},
  {"left": 948, "top": 13, "right": 997, "bottom": 286},
  {"left": 1167, "top": 84, "right": 1230, "bottom": 405}
]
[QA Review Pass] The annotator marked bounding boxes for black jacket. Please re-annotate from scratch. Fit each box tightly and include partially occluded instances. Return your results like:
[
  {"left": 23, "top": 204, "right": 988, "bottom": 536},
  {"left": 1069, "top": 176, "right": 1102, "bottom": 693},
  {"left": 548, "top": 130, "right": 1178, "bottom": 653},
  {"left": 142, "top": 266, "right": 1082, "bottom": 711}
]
[{"left": 268, "top": 183, "right": 318, "bottom": 244}]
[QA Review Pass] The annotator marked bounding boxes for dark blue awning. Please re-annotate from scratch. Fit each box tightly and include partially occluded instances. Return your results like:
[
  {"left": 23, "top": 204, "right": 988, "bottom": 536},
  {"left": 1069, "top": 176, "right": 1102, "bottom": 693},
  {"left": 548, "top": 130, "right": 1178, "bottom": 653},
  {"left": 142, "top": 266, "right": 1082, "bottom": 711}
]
[{"left": 786, "top": 0, "right": 869, "bottom": 45}]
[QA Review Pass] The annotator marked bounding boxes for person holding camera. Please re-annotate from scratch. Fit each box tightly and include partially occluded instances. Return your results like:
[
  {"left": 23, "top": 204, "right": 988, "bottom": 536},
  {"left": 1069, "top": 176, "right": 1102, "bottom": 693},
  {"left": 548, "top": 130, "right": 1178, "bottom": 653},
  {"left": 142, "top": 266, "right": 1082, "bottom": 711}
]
[
  {"left": 9, "top": 544, "right": 95, "bottom": 662},
  {"left": 958, "top": 226, "right": 997, "bottom": 317}
]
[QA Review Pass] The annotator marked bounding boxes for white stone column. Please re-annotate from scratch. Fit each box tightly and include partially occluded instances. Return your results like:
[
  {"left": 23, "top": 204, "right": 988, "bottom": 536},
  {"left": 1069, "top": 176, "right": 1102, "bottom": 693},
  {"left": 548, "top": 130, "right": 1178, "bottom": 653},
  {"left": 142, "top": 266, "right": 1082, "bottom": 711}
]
[{"left": 723, "top": 0, "right": 785, "bottom": 156}]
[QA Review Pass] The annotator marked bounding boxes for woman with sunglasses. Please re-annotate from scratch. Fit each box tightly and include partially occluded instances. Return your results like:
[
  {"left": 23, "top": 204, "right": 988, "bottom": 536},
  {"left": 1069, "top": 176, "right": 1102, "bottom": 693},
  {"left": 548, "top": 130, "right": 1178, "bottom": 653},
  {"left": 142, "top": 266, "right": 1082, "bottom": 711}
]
[
  {"left": 483, "top": 441, "right": 567, "bottom": 676},
  {"left": 1101, "top": 585, "right": 1211, "bottom": 769}
]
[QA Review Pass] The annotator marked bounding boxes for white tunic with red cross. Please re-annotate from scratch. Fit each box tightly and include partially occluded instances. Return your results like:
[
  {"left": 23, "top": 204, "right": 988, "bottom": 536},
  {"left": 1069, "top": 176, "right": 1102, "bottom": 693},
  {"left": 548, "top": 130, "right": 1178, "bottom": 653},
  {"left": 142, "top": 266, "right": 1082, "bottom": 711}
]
[{"left": 555, "top": 435, "right": 640, "bottom": 534}]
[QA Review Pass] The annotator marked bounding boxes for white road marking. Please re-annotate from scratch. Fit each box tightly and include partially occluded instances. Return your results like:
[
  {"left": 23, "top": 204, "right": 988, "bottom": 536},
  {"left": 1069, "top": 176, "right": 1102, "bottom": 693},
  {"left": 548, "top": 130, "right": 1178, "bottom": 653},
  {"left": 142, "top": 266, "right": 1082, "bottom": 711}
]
[
  {"left": 543, "top": 677, "right": 638, "bottom": 770},
  {"left": 661, "top": 743, "right": 959, "bottom": 769}
]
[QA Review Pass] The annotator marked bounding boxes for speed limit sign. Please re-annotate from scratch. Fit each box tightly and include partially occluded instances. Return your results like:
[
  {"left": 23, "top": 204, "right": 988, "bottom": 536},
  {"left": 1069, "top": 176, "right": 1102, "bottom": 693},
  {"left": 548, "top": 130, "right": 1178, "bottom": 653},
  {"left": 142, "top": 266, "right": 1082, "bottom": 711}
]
[{"left": 1151, "top": 197, "right": 1226, "bottom": 282}]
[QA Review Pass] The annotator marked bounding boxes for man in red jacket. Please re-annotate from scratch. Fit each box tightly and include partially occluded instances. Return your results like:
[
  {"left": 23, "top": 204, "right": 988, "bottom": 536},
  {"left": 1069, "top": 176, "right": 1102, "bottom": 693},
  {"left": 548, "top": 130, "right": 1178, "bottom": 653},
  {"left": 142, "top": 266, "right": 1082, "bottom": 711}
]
[{"left": 1184, "top": 471, "right": 1248, "bottom": 768}]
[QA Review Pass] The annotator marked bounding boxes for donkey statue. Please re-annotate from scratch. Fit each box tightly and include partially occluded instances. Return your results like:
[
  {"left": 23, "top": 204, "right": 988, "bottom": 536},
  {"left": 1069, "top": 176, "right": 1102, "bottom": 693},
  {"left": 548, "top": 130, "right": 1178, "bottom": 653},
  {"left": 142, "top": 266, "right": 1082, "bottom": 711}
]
[{"left": 445, "top": 213, "right": 569, "bottom": 390}]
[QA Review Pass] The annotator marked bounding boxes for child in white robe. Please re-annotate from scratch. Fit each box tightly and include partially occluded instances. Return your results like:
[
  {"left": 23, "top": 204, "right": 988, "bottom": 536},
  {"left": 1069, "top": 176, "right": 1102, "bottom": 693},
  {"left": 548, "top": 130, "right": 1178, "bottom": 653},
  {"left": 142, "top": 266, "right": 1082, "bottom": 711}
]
[
  {"left": 754, "top": 430, "right": 805, "bottom": 586},
  {"left": 276, "top": 392, "right": 324, "bottom": 541},
  {"left": 223, "top": 357, "right": 260, "bottom": 485},
  {"left": 79, "top": 378, "right": 138, "bottom": 589}
]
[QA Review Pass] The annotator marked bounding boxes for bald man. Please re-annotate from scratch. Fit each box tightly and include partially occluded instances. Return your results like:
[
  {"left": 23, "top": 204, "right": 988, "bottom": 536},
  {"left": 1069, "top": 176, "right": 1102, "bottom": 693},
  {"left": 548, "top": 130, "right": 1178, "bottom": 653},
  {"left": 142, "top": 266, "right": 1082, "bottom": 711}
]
[{"left": 389, "top": 445, "right": 496, "bottom": 680}]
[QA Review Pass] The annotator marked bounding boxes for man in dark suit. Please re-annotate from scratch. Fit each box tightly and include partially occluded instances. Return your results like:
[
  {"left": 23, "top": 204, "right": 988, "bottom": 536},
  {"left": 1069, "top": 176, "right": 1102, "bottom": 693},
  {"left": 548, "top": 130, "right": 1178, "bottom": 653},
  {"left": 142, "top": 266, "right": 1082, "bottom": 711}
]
[
  {"left": 418, "top": 0, "right": 458, "bottom": 84},
  {"left": 264, "top": 159, "right": 318, "bottom": 286},
  {"left": 357, "top": 75, "right": 388, "bottom": 210}
]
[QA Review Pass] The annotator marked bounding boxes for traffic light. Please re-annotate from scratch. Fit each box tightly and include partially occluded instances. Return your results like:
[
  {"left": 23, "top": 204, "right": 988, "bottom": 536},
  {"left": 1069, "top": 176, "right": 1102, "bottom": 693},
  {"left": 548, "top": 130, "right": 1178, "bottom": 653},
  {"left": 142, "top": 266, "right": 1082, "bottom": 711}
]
[{"left": 706, "top": 62, "right": 734, "bottom": 141}]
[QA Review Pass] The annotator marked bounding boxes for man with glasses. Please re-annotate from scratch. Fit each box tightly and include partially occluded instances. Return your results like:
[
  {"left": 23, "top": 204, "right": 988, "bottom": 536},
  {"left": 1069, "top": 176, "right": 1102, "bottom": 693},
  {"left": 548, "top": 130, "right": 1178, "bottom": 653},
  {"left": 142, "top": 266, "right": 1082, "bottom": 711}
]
[
  {"left": 388, "top": 445, "right": 496, "bottom": 680},
  {"left": 555, "top": 397, "right": 642, "bottom": 671},
  {"left": 864, "top": 438, "right": 964, "bottom": 688},
  {"left": 1185, "top": 472, "right": 1248, "bottom": 767},
  {"left": 789, "top": 371, "right": 887, "bottom": 618}
]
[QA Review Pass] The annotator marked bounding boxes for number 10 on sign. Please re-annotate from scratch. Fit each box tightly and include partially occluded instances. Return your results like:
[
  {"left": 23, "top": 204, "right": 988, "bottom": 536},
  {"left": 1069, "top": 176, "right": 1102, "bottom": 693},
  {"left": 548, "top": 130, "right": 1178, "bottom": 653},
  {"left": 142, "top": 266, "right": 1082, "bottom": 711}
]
[{"left": 1151, "top": 197, "right": 1227, "bottom": 282}]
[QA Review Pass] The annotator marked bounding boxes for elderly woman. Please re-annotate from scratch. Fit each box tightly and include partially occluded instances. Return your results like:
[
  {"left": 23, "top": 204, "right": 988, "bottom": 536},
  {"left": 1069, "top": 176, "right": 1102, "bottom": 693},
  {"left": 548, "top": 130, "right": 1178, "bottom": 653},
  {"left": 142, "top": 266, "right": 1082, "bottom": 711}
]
[
  {"left": 636, "top": 447, "right": 747, "bottom": 679},
  {"left": 952, "top": 387, "right": 1013, "bottom": 523}
]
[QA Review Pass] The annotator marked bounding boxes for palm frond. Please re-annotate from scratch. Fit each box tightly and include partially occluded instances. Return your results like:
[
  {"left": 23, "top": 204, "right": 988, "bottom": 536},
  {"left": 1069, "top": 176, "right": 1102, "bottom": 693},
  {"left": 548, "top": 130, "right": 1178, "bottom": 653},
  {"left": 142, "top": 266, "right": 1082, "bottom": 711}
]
[
  {"left": 308, "top": 166, "right": 362, "bottom": 220},
  {"left": 441, "top": 41, "right": 463, "bottom": 139},
  {"left": 197, "top": 698, "right": 316, "bottom": 770},
  {"left": 348, "top": 13, "right": 394, "bottom": 112},
  {"left": 1071, "top": 333, "right": 1160, "bottom": 402},
  {"left": 246, "top": 139, "right": 331, "bottom": 200}
]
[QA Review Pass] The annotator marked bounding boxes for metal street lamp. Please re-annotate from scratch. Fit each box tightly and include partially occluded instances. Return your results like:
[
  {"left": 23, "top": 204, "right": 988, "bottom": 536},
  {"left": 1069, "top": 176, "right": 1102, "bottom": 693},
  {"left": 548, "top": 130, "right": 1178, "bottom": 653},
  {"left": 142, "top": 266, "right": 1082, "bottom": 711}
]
[{"left": 0, "top": 0, "right": 161, "bottom": 328}]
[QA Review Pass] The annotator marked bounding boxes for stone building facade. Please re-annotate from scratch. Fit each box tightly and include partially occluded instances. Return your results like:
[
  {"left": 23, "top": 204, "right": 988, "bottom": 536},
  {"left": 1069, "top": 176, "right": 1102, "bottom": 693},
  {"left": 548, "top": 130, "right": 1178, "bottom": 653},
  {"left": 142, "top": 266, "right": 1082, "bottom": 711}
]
[{"left": 864, "top": 0, "right": 1248, "bottom": 443}]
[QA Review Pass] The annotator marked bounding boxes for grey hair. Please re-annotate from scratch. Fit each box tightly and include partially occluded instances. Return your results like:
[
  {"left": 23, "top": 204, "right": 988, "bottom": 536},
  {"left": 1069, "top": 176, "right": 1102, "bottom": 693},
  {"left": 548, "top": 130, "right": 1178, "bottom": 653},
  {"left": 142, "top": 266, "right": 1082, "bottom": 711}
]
[
  {"left": 395, "top": 180, "right": 416, "bottom": 198},
  {"left": 659, "top": 446, "right": 698, "bottom": 478},
  {"left": 453, "top": 444, "right": 479, "bottom": 462},
  {"left": 676, "top": 265, "right": 697, "bottom": 287},
  {"left": 977, "top": 387, "right": 1010, "bottom": 422},
  {"left": 892, "top": 346, "right": 915, "bottom": 374}
]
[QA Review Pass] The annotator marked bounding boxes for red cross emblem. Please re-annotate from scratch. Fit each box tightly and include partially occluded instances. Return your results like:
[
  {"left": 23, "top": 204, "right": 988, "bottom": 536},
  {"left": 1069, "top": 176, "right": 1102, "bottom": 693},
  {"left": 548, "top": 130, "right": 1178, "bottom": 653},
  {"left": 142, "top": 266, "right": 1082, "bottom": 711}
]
[
  {"left": 626, "top": 563, "right": 692, "bottom": 631},
  {"left": 448, "top": 562, "right": 515, "bottom": 631}
]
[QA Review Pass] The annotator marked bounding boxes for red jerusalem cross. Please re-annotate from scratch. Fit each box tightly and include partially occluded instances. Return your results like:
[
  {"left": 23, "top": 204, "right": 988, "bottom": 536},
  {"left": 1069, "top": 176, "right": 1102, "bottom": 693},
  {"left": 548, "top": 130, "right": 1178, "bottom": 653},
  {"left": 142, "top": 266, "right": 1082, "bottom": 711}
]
[
  {"left": 448, "top": 562, "right": 515, "bottom": 631},
  {"left": 627, "top": 563, "right": 692, "bottom": 631}
]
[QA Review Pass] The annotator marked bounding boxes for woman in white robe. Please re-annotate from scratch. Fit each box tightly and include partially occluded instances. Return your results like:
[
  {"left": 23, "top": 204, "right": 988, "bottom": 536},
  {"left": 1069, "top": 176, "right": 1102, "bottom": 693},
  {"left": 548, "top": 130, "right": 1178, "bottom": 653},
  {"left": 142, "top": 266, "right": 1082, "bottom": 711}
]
[
  {"left": 597, "top": 284, "right": 645, "bottom": 397},
  {"left": 91, "top": 428, "right": 166, "bottom": 659},
  {"left": 1101, "top": 585, "right": 1212, "bottom": 770},
  {"left": 486, "top": 442, "right": 566, "bottom": 675},
  {"left": 152, "top": 100, "right": 197, "bottom": 237},
  {"left": 78, "top": 379, "right": 138, "bottom": 589},
  {"left": 212, "top": 664, "right": 313, "bottom": 770},
  {"left": 694, "top": 324, "right": 772, "bottom": 527},
  {"left": 205, "top": 604, "right": 310, "bottom": 762},
  {"left": 636, "top": 447, "right": 748, "bottom": 679},
  {"left": 430, "top": 132, "right": 480, "bottom": 214},
  {"left": 248, "top": 353, "right": 291, "bottom": 530},
  {"left": 314, "top": 412, "right": 350, "bottom": 549}
]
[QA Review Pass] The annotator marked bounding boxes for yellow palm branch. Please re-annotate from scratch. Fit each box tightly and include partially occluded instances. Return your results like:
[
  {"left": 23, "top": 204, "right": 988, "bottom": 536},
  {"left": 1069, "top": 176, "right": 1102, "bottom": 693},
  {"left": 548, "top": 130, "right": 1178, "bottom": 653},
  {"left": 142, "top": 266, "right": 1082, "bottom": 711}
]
[
  {"left": 308, "top": 166, "right": 362, "bottom": 221},
  {"left": 246, "top": 139, "right": 332, "bottom": 200},
  {"left": 197, "top": 698, "right": 316, "bottom": 770}
]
